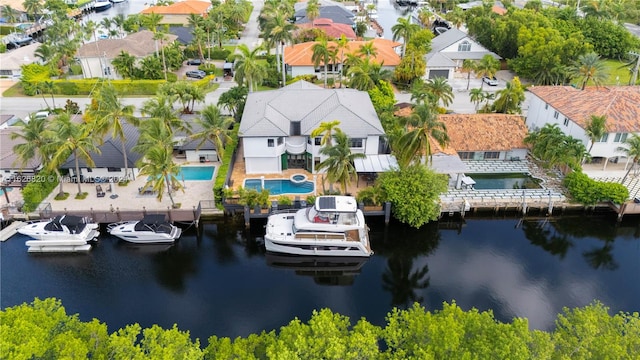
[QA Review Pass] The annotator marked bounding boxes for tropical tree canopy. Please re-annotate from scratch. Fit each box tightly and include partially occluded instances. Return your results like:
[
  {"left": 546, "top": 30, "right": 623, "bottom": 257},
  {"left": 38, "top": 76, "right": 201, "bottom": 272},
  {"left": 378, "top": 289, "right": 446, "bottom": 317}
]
[{"left": 2, "top": 298, "right": 640, "bottom": 359}]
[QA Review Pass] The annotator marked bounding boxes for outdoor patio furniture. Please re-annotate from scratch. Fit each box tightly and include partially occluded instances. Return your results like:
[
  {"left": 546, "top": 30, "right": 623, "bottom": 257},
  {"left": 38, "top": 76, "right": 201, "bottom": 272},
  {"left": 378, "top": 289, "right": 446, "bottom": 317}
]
[{"left": 96, "top": 185, "right": 105, "bottom": 197}]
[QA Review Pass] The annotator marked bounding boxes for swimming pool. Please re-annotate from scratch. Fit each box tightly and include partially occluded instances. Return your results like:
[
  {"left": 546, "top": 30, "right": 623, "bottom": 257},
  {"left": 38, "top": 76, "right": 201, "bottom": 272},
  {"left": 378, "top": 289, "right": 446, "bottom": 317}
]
[
  {"left": 471, "top": 173, "right": 542, "bottom": 190},
  {"left": 244, "top": 179, "right": 314, "bottom": 195},
  {"left": 179, "top": 166, "right": 215, "bottom": 181},
  {"left": 0, "top": 187, "right": 13, "bottom": 196}
]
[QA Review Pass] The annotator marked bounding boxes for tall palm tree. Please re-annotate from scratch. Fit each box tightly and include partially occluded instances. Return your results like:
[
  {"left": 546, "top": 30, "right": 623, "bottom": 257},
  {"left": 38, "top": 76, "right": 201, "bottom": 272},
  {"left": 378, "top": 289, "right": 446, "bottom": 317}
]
[
  {"left": 571, "top": 52, "right": 609, "bottom": 90},
  {"left": 346, "top": 58, "right": 392, "bottom": 91},
  {"left": 86, "top": 84, "right": 139, "bottom": 181},
  {"left": 23, "top": 0, "right": 43, "bottom": 22},
  {"left": 398, "top": 103, "right": 449, "bottom": 167},
  {"left": 133, "top": 118, "right": 175, "bottom": 156},
  {"left": 11, "top": 117, "right": 62, "bottom": 195},
  {"left": 306, "top": 0, "right": 320, "bottom": 28},
  {"left": 141, "top": 13, "right": 164, "bottom": 56},
  {"left": 475, "top": 54, "right": 500, "bottom": 90},
  {"left": 584, "top": 115, "right": 607, "bottom": 154},
  {"left": 264, "top": 12, "right": 295, "bottom": 87},
  {"left": 234, "top": 44, "right": 267, "bottom": 92},
  {"left": 312, "top": 36, "right": 332, "bottom": 88},
  {"left": 469, "top": 88, "right": 485, "bottom": 111},
  {"left": 191, "top": 105, "right": 235, "bottom": 162},
  {"left": 461, "top": 59, "right": 476, "bottom": 90},
  {"left": 492, "top": 76, "right": 526, "bottom": 114},
  {"left": 217, "top": 85, "right": 248, "bottom": 121},
  {"left": 424, "top": 77, "right": 454, "bottom": 108},
  {"left": 137, "top": 143, "right": 183, "bottom": 207},
  {"left": 311, "top": 120, "right": 341, "bottom": 147},
  {"left": 141, "top": 94, "right": 189, "bottom": 134},
  {"left": 335, "top": 35, "right": 349, "bottom": 88},
  {"left": 111, "top": 51, "right": 136, "bottom": 79},
  {"left": 1, "top": 5, "right": 18, "bottom": 26},
  {"left": 49, "top": 114, "right": 100, "bottom": 196},
  {"left": 617, "top": 134, "right": 640, "bottom": 183},
  {"left": 317, "top": 130, "right": 366, "bottom": 194},
  {"left": 391, "top": 16, "right": 420, "bottom": 57},
  {"left": 358, "top": 41, "right": 377, "bottom": 58}
]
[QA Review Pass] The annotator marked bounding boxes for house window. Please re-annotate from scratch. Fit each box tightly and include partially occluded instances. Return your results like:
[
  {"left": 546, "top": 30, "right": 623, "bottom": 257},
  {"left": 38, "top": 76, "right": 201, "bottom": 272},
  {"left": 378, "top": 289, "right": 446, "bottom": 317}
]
[
  {"left": 277, "top": 137, "right": 284, "bottom": 145},
  {"left": 291, "top": 121, "right": 301, "bottom": 136},
  {"left": 553, "top": 111, "right": 559, "bottom": 119},
  {"left": 348, "top": 138, "right": 363, "bottom": 148},
  {"left": 107, "top": 167, "right": 121, "bottom": 172},
  {"left": 267, "top": 139, "right": 274, "bottom": 147},
  {"left": 563, "top": 117, "right": 569, "bottom": 126},
  {"left": 458, "top": 41, "right": 471, "bottom": 52},
  {"left": 614, "top": 133, "right": 628, "bottom": 143},
  {"left": 315, "top": 137, "right": 321, "bottom": 146},
  {"left": 545, "top": 104, "right": 548, "bottom": 110},
  {"left": 104, "top": 67, "right": 111, "bottom": 76},
  {"left": 458, "top": 152, "right": 474, "bottom": 160},
  {"left": 599, "top": 134, "right": 609, "bottom": 142},
  {"left": 86, "top": 168, "right": 93, "bottom": 173},
  {"left": 484, "top": 152, "right": 500, "bottom": 159}
]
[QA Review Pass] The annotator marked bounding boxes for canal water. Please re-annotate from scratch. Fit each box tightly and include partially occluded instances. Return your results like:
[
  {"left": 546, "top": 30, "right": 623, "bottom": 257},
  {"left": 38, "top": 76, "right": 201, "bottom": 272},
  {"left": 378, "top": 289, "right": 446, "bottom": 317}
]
[{"left": 2, "top": 215, "right": 639, "bottom": 344}]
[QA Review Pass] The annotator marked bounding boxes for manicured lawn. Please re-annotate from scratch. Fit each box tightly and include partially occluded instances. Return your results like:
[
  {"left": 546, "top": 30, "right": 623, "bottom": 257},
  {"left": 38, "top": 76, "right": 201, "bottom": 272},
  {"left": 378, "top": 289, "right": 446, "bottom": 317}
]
[{"left": 602, "top": 59, "right": 638, "bottom": 86}]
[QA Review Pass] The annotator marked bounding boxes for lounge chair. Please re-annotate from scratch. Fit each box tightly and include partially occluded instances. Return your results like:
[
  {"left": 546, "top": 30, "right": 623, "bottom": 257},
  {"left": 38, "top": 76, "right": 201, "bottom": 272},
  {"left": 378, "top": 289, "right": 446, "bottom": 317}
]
[{"left": 96, "top": 185, "right": 105, "bottom": 197}]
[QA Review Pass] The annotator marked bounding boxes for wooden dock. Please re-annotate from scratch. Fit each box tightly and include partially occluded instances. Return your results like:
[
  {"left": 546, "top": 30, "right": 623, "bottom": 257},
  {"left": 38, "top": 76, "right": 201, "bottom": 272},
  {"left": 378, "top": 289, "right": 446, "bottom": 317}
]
[{"left": 0, "top": 221, "right": 25, "bottom": 241}]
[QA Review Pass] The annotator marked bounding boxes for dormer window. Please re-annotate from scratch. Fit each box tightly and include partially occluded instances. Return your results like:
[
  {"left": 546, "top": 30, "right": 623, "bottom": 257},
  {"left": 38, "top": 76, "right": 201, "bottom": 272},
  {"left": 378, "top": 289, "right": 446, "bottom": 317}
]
[{"left": 458, "top": 41, "right": 471, "bottom": 52}]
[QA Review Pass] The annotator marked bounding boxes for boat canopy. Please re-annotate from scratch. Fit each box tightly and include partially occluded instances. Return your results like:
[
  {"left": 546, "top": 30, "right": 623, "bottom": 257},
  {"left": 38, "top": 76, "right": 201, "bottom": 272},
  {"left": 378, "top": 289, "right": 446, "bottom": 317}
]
[{"left": 315, "top": 196, "right": 357, "bottom": 213}]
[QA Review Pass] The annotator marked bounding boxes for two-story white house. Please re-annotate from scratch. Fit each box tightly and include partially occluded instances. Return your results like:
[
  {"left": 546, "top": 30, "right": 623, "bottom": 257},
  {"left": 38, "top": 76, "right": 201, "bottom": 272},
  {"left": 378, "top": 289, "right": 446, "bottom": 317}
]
[
  {"left": 425, "top": 28, "right": 501, "bottom": 80},
  {"left": 238, "top": 81, "right": 386, "bottom": 174},
  {"left": 526, "top": 86, "right": 640, "bottom": 169}
]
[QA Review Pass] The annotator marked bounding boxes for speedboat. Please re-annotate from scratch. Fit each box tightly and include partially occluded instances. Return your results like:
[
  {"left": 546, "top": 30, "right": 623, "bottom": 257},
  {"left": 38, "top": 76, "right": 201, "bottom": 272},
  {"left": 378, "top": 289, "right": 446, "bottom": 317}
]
[
  {"left": 107, "top": 214, "right": 182, "bottom": 244},
  {"left": 264, "top": 196, "right": 373, "bottom": 257},
  {"left": 93, "top": 1, "right": 112, "bottom": 12},
  {"left": 18, "top": 215, "right": 99, "bottom": 252}
]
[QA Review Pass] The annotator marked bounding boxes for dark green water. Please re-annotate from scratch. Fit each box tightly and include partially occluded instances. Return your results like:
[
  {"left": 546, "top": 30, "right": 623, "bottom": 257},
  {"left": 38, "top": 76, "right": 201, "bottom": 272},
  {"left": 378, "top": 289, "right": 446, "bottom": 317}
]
[{"left": 2, "top": 214, "right": 639, "bottom": 344}]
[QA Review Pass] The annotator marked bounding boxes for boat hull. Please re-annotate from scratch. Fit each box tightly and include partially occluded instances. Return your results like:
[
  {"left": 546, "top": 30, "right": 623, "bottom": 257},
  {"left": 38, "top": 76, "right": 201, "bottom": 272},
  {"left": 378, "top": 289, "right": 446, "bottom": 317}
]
[
  {"left": 18, "top": 220, "right": 99, "bottom": 242},
  {"left": 108, "top": 220, "right": 181, "bottom": 244},
  {"left": 109, "top": 231, "right": 180, "bottom": 244},
  {"left": 264, "top": 235, "right": 372, "bottom": 257},
  {"left": 94, "top": 2, "right": 112, "bottom": 12}
]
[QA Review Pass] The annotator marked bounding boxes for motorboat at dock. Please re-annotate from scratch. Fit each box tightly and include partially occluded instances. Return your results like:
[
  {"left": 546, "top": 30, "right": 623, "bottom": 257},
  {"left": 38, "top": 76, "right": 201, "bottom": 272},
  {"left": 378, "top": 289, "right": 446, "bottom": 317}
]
[
  {"left": 107, "top": 214, "right": 182, "bottom": 244},
  {"left": 18, "top": 215, "right": 99, "bottom": 253},
  {"left": 264, "top": 196, "right": 373, "bottom": 257}
]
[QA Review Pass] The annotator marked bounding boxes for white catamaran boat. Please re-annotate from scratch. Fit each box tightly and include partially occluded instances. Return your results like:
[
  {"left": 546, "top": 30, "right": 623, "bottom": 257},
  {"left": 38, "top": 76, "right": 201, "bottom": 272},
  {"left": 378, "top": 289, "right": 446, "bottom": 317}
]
[
  {"left": 18, "top": 215, "right": 99, "bottom": 253},
  {"left": 264, "top": 196, "right": 373, "bottom": 257},
  {"left": 107, "top": 214, "right": 182, "bottom": 244}
]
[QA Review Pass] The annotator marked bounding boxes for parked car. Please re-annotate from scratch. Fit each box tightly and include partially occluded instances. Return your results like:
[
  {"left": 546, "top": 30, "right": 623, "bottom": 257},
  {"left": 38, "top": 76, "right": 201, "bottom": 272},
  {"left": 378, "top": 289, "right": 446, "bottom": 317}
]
[
  {"left": 186, "top": 59, "right": 202, "bottom": 65},
  {"left": 186, "top": 70, "right": 206, "bottom": 79},
  {"left": 482, "top": 76, "right": 499, "bottom": 86}
]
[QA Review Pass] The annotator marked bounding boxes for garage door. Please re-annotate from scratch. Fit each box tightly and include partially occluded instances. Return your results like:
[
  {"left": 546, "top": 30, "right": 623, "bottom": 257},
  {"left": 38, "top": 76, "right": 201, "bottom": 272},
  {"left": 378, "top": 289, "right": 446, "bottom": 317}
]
[{"left": 429, "top": 70, "right": 449, "bottom": 79}]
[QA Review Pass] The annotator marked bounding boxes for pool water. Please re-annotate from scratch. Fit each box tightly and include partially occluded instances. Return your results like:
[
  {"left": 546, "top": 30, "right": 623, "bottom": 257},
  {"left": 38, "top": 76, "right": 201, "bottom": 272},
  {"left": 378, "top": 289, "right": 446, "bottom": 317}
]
[
  {"left": 471, "top": 173, "right": 542, "bottom": 190},
  {"left": 179, "top": 166, "right": 215, "bottom": 181},
  {"left": 244, "top": 179, "right": 314, "bottom": 195},
  {"left": 0, "top": 187, "right": 13, "bottom": 196}
]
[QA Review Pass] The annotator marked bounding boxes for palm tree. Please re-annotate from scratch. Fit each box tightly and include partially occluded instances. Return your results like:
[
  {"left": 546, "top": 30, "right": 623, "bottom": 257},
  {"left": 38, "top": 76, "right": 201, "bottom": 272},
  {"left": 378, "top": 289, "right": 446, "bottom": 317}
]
[
  {"left": 424, "top": 77, "right": 454, "bottom": 108},
  {"left": 444, "top": 7, "right": 466, "bottom": 29},
  {"left": 475, "top": 54, "right": 500, "bottom": 90},
  {"left": 346, "top": 58, "right": 392, "bottom": 91},
  {"left": 86, "top": 84, "right": 139, "bottom": 181},
  {"left": 460, "top": 59, "right": 476, "bottom": 90},
  {"left": 358, "top": 41, "right": 377, "bottom": 58},
  {"left": 133, "top": 118, "right": 174, "bottom": 155},
  {"left": 141, "top": 13, "right": 164, "bottom": 56},
  {"left": 398, "top": 103, "right": 449, "bottom": 167},
  {"left": 317, "top": 130, "right": 366, "bottom": 194},
  {"left": 306, "top": 0, "right": 320, "bottom": 28},
  {"left": 312, "top": 36, "right": 332, "bottom": 88},
  {"left": 11, "top": 117, "right": 62, "bottom": 195},
  {"left": 234, "top": 44, "right": 267, "bottom": 92},
  {"left": 262, "top": 11, "right": 295, "bottom": 87},
  {"left": 1, "top": 5, "right": 18, "bottom": 26},
  {"left": 469, "top": 88, "right": 485, "bottom": 111},
  {"left": 217, "top": 85, "right": 248, "bottom": 121},
  {"left": 584, "top": 115, "right": 607, "bottom": 154},
  {"left": 311, "top": 120, "right": 341, "bottom": 147},
  {"left": 111, "top": 51, "right": 136, "bottom": 79},
  {"left": 492, "top": 76, "right": 526, "bottom": 114},
  {"left": 49, "top": 114, "right": 100, "bottom": 196},
  {"left": 415, "top": 7, "right": 433, "bottom": 28},
  {"left": 141, "top": 94, "right": 189, "bottom": 134},
  {"left": 190, "top": 105, "right": 235, "bottom": 162},
  {"left": 335, "top": 35, "right": 349, "bottom": 88},
  {"left": 391, "top": 16, "right": 420, "bottom": 57},
  {"left": 137, "top": 144, "right": 183, "bottom": 207},
  {"left": 571, "top": 52, "right": 609, "bottom": 90},
  {"left": 617, "top": 134, "right": 640, "bottom": 183},
  {"left": 23, "top": 0, "right": 43, "bottom": 21}
]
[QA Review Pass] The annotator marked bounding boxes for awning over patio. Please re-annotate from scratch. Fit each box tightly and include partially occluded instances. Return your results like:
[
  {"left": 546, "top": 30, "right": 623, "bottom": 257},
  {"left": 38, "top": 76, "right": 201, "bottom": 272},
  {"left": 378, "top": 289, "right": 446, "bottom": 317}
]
[{"left": 354, "top": 155, "right": 398, "bottom": 173}]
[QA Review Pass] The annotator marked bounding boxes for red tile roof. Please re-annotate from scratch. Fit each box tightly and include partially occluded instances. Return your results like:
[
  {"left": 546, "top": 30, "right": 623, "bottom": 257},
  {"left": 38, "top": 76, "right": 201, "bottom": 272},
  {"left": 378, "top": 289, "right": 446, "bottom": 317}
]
[
  {"left": 140, "top": 1, "right": 210, "bottom": 15},
  {"left": 296, "top": 18, "right": 357, "bottom": 40},
  {"left": 284, "top": 38, "right": 402, "bottom": 66},
  {"left": 528, "top": 86, "right": 640, "bottom": 133}
]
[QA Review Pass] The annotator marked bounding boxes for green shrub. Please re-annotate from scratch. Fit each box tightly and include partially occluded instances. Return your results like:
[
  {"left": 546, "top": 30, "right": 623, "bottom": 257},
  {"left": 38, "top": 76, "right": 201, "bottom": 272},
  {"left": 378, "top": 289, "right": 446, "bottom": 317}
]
[
  {"left": 199, "top": 64, "right": 216, "bottom": 75},
  {"left": 563, "top": 171, "right": 629, "bottom": 205},
  {"left": 210, "top": 48, "right": 231, "bottom": 60},
  {"left": 68, "top": 64, "right": 83, "bottom": 76},
  {"left": 306, "top": 195, "right": 316, "bottom": 205},
  {"left": 356, "top": 186, "right": 383, "bottom": 206},
  {"left": 21, "top": 171, "right": 58, "bottom": 213},
  {"left": 74, "top": 192, "right": 88, "bottom": 200},
  {"left": 277, "top": 195, "right": 292, "bottom": 206},
  {"left": 213, "top": 124, "right": 239, "bottom": 205}
]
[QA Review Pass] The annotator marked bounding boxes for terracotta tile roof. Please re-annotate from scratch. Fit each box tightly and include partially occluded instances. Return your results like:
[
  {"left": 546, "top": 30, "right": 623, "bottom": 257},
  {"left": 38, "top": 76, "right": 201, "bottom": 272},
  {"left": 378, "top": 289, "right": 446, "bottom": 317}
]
[
  {"left": 77, "top": 30, "right": 178, "bottom": 58},
  {"left": 296, "top": 18, "right": 357, "bottom": 40},
  {"left": 284, "top": 38, "right": 402, "bottom": 66},
  {"left": 492, "top": 5, "right": 507, "bottom": 15},
  {"left": 393, "top": 110, "right": 528, "bottom": 155},
  {"left": 141, "top": 0, "right": 211, "bottom": 15},
  {"left": 528, "top": 86, "right": 640, "bottom": 133}
]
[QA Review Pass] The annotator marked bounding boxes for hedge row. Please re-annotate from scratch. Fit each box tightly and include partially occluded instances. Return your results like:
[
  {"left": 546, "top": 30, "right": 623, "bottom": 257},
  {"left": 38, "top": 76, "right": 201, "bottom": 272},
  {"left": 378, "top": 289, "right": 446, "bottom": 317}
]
[
  {"left": 213, "top": 123, "right": 239, "bottom": 206},
  {"left": 21, "top": 171, "right": 59, "bottom": 213},
  {"left": 563, "top": 171, "right": 629, "bottom": 205}
]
